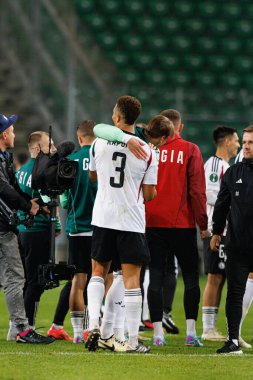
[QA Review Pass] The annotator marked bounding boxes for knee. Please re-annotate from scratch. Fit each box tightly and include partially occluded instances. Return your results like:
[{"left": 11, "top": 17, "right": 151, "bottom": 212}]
[{"left": 207, "top": 274, "right": 224, "bottom": 289}]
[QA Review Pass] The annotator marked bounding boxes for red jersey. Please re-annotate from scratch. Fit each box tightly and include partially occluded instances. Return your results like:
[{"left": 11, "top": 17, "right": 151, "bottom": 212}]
[{"left": 145, "top": 134, "right": 207, "bottom": 230}]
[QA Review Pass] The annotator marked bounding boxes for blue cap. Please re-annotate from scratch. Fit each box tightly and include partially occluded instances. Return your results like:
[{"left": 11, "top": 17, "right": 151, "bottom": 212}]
[{"left": 0, "top": 114, "right": 18, "bottom": 133}]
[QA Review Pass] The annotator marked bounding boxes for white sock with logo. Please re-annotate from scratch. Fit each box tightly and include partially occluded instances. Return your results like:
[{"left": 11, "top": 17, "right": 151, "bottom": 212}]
[
  {"left": 125, "top": 288, "right": 142, "bottom": 349},
  {"left": 87, "top": 276, "right": 105, "bottom": 330}
]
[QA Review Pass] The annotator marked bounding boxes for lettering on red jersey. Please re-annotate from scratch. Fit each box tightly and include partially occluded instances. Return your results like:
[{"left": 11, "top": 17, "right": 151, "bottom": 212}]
[{"left": 160, "top": 149, "right": 184, "bottom": 164}]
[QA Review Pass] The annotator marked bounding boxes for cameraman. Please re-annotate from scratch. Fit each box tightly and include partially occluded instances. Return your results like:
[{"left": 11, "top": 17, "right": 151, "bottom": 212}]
[
  {"left": 16, "top": 131, "right": 61, "bottom": 332},
  {"left": 0, "top": 114, "right": 54, "bottom": 344}
]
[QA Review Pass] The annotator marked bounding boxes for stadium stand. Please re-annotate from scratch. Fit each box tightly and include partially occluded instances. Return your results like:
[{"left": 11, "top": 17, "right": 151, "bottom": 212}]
[{"left": 74, "top": 0, "right": 253, "bottom": 158}]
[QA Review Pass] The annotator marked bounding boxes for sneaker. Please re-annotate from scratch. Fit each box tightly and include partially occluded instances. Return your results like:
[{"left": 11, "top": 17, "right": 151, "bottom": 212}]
[
  {"left": 239, "top": 337, "right": 252, "bottom": 349},
  {"left": 162, "top": 312, "right": 179, "bottom": 334},
  {"left": 16, "top": 330, "right": 55, "bottom": 344},
  {"left": 98, "top": 335, "right": 115, "bottom": 351},
  {"left": 153, "top": 335, "right": 166, "bottom": 346},
  {"left": 73, "top": 335, "right": 84, "bottom": 344},
  {"left": 7, "top": 326, "right": 18, "bottom": 341},
  {"left": 217, "top": 340, "right": 243, "bottom": 355},
  {"left": 142, "top": 320, "right": 154, "bottom": 330},
  {"left": 114, "top": 338, "right": 127, "bottom": 352},
  {"left": 85, "top": 328, "right": 100, "bottom": 351},
  {"left": 138, "top": 334, "right": 151, "bottom": 343},
  {"left": 83, "top": 329, "right": 89, "bottom": 342},
  {"left": 47, "top": 326, "right": 73, "bottom": 341},
  {"left": 126, "top": 343, "right": 151, "bottom": 353},
  {"left": 185, "top": 335, "right": 203, "bottom": 347},
  {"left": 201, "top": 329, "right": 226, "bottom": 341}
]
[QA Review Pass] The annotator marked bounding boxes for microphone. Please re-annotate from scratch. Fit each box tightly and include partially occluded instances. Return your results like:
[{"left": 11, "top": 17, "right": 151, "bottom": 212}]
[{"left": 56, "top": 141, "right": 75, "bottom": 158}]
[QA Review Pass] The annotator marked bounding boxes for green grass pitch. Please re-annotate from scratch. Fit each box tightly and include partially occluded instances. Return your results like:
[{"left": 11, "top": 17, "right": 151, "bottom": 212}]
[{"left": 0, "top": 277, "right": 252, "bottom": 380}]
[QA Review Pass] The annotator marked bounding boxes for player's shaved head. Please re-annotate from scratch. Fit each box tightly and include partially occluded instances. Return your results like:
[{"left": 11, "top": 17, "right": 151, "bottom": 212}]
[
  {"left": 28, "top": 131, "right": 49, "bottom": 148},
  {"left": 77, "top": 120, "right": 95, "bottom": 137},
  {"left": 160, "top": 109, "right": 181, "bottom": 129}
]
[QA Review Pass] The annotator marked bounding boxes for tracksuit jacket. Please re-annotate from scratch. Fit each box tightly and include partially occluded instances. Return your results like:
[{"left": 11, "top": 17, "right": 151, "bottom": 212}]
[
  {"left": 145, "top": 133, "right": 207, "bottom": 230},
  {"left": 0, "top": 151, "right": 31, "bottom": 232},
  {"left": 212, "top": 159, "right": 253, "bottom": 252}
]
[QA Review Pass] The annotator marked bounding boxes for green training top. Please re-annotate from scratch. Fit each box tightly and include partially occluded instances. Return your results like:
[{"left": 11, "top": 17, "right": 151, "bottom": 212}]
[
  {"left": 16, "top": 158, "right": 53, "bottom": 232},
  {"left": 93, "top": 124, "right": 149, "bottom": 144},
  {"left": 61, "top": 145, "right": 97, "bottom": 235}
]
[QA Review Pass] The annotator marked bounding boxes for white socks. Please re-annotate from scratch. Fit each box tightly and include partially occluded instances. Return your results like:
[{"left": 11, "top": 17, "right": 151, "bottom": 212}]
[
  {"left": 52, "top": 323, "right": 63, "bottom": 330},
  {"left": 87, "top": 276, "right": 105, "bottom": 330},
  {"left": 153, "top": 321, "right": 164, "bottom": 337},
  {"left": 101, "top": 273, "right": 125, "bottom": 340},
  {"left": 125, "top": 288, "right": 142, "bottom": 349},
  {"left": 202, "top": 306, "right": 218, "bottom": 333},
  {"left": 186, "top": 319, "right": 196, "bottom": 337},
  {"left": 142, "top": 269, "right": 150, "bottom": 321},
  {"left": 70, "top": 311, "right": 84, "bottom": 342},
  {"left": 239, "top": 278, "right": 253, "bottom": 335}
]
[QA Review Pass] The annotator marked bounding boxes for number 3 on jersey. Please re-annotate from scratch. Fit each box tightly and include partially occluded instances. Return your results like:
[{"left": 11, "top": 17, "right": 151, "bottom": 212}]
[{"left": 110, "top": 152, "right": 126, "bottom": 188}]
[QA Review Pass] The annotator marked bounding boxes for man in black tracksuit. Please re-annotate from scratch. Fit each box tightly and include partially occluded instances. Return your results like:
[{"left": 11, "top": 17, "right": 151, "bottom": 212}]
[{"left": 211, "top": 125, "right": 253, "bottom": 355}]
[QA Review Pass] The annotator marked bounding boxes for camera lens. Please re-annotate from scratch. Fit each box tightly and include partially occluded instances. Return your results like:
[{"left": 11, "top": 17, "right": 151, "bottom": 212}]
[{"left": 58, "top": 161, "right": 77, "bottom": 178}]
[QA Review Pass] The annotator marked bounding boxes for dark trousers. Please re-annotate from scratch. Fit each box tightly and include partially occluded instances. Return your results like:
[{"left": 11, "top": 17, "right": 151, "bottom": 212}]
[
  {"left": 19, "top": 230, "right": 50, "bottom": 326},
  {"left": 163, "top": 255, "right": 178, "bottom": 314},
  {"left": 147, "top": 228, "right": 200, "bottom": 322},
  {"left": 225, "top": 249, "right": 253, "bottom": 340}
]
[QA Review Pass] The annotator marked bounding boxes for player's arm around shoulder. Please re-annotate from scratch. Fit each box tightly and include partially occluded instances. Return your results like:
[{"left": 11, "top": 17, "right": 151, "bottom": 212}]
[{"left": 142, "top": 148, "right": 158, "bottom": 202}]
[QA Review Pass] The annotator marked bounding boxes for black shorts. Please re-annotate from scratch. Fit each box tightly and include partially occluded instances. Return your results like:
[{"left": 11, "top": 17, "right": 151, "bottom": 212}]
[
  {"left": 91, "top": 226, "right": 150, "bottom": 267},
  {"left": 68, "top": 235, "right": 92, "bottom": 274},
  {"left": 203, "top": 236, "right": 226, "bottom": 275}
]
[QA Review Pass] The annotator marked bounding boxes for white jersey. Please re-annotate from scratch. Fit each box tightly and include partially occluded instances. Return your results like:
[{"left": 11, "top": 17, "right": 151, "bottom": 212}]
[
  {"left": 204, "top": 155, "right": 230, "bottom": 232},
  {"left": 89, "top": 136, "right": 158, "bottom": 233},
  {"left": 235, "top": 149, "right": 243, "bottom": 163}
]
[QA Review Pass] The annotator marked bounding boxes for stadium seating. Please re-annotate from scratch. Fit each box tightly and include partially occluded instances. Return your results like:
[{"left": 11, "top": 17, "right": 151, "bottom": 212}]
[{"left": 75, "top": 0, "right": 253, "bottom": 158}]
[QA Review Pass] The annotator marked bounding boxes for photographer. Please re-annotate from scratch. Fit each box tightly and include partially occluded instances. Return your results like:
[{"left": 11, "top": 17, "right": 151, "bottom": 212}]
[
  {"left": 0, "top": 114, "right": 54, "bottom": 344},
  {"left": 16, "top": 131, "right": 61, "bottom": 333}
]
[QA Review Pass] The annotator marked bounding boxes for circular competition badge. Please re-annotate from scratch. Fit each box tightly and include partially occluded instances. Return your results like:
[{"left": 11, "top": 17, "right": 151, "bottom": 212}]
[
  {"left": 218, "top": 261, "right": 225, "bottom": 270},
  {"left": 209, "top": 173, "right": 218, "bottom": 183}
]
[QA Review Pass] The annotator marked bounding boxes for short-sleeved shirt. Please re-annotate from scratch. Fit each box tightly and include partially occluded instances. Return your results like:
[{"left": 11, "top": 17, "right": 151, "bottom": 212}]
[
  {"left": 204, "top": 155, "right": 229, "bottom": 232},
  {"left": 89, "top": 133, "right": 158, "bottom": 233}
]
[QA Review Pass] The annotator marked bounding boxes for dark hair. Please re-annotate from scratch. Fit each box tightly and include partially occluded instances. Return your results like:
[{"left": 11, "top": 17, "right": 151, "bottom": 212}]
[
  {"left": 243, "top": 125, "right": 253, "bottom": 134},
  {"left": 116, "top": 95, "right": 141, "bottom": 125},
  {"left": 77, "top": 119, "right": 95, "bottom": 137},
  {"left": 160, "top": 109, "right": 181, "bottom": 128},
  {"left": 146, "top": 115, "right": 174, "bottom": 139},
  {"left": 213, "top": 125, "right": 237, "bottom": 146}
]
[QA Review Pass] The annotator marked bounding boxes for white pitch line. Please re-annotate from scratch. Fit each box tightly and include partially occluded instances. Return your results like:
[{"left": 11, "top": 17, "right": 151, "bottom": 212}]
[{"left": 0, "top": 352, "right": 250, "bottom": 357}]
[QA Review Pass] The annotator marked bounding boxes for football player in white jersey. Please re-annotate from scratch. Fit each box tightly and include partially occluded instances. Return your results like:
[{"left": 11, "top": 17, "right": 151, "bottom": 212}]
[
  {"left": 202, "top": 126, "right": 240, "bottom": 341},
  {"left": 86, "top": 96, "right": 162, "bottom": 353}
]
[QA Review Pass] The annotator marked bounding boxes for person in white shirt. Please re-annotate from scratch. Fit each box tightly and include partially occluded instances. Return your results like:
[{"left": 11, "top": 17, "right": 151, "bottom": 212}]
[
  {"left": 86, "top": 96, "right": 164, "bottom": 353},
  {"left": 202, "top": 125, "right": 240, "bottom": 341}
]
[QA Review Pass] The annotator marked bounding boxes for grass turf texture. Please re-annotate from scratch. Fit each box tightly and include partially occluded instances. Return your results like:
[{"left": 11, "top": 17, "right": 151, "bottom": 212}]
[{"left": 0, "top": 277, "right": 252, "bottom": 380}]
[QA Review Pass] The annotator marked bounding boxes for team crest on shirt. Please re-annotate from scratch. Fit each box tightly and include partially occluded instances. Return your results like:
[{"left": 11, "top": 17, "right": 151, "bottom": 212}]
[{"left": 209, "top": 173, "right": 218, "bottom": 183}]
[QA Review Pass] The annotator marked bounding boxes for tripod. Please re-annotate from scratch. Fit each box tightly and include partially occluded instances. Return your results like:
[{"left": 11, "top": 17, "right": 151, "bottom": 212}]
[{"left": 38, "top": 194, "right": 75, "bottom": 290}]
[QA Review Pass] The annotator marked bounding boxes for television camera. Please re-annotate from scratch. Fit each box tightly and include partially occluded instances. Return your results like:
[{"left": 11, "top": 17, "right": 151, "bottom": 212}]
[{"left": 31, "top": 127, "right": 78, "bottom": 289}]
